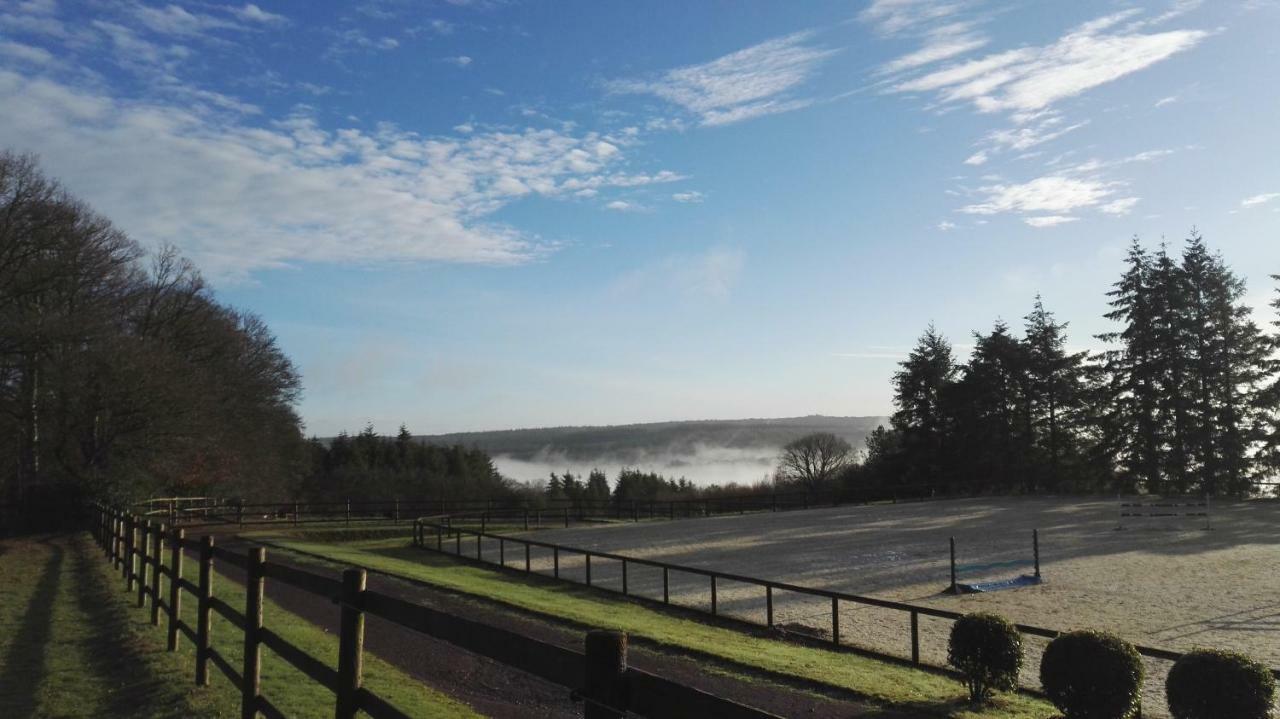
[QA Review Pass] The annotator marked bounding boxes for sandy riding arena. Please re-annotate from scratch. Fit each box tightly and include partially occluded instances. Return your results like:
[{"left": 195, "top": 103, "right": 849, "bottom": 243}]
[{"left": 511, "top": 496, "right": 1280, "bottom": 714}]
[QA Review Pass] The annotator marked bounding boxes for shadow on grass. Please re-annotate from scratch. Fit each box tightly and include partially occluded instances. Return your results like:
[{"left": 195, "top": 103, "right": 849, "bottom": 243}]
[
  {"left": 0, "top": 539, "right": 63, "bottom": 719},
  {"left": 67, "top": 535, "right": 191, "bottom": 718}
]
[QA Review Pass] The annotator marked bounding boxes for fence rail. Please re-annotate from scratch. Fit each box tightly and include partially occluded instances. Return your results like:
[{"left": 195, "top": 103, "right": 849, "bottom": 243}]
[
  {"left": 89, "top": 503, "right": 780, "bottom": 718},
  {"left": 412, "top": 517, "right": 1280, "bottom": 690}
]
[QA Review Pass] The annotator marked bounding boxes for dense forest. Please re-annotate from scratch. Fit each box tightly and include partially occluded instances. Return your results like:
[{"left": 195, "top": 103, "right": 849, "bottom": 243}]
[{"left": 858, "top": 235, "right": 1280, "bottom": 498}]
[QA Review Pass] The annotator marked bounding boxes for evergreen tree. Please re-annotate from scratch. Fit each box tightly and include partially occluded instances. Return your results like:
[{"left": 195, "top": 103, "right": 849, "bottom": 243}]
[
  {"left": 1259, "top": 275, "right": 1280, "bottom": 481},
  {"left": 890, "top": 324, "right": 958, "bottom": 488},
  {"left": 1024, "top": 297, "right": 1090, "bottom": 490},
  {"left": 1097, "top": 239, "right": 1162, "bottom": 492},
  {"left": 947, "top": 321, "right": 1031, "bottom": 492}
]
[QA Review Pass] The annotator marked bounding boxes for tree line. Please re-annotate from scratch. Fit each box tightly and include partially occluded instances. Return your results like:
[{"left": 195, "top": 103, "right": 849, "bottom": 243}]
[
  {"left": 1, "top": 152, "right": 306, "bottom": 506},
  {"left": 857, "top": 233, "right": 1279, "bottom": 498}
]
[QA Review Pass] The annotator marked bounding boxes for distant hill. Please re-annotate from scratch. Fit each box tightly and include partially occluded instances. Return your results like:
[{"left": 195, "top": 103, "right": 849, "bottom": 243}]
[{"left": 414, "top": 411, "right": 885, "bottom": 468}]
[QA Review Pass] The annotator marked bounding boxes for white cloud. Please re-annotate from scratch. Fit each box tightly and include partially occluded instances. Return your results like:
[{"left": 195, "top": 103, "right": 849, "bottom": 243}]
[
  {"left": 605, "top": 200, "right": 643, "bottom": 212},
  {"left": 859, "top": 0, "right": 966, "bottom": 36},
  {"left": 879, "top": 30, "right": 988, "bottom": 75},
  {"left": 609, "top": 32, "right": 836, "bottom": 126},
  {"left": 1154, "top": 94, "right": 1179, "bottom": 107},
  {"left": 1241, "top": 192, "right": 1280, "bottom": 208},
  {"left": 892, "top": 12, "right": 1207, "bottom": 117},
  {"left": 986, "top": 115, "right": 1087, "bottom": 152},
  {"left": 672, "top": 191, "right": 704, "bottom": 203},
  {"left": 1100, "top": 197, "right": 1140, "bottom": 215},
  {"left": 1024, "top": 215, "right": 1078, "bottom": 228},
  {"left": 0, "top": 39, "right": 52, "bottom": 64},
  {"left": 963, "top": 150, "right": 987, "bottom": 166},
  {"left": 231, "top": 4, "right": 287, "bottom": 26},
  {"left": 936, "top": 220, "right": 957, "bottom": 231},
  {"left": 443, "top": 55, "right": 472, "bottom": 68},
  {"left": 962, "top": 175, "right": 1115, "bottom": 216},
  {"left": 0, "top": 70, "right": 684, "bottom": 280}
]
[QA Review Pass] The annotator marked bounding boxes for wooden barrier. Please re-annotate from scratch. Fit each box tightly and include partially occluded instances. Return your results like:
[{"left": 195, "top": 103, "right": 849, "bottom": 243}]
[{"left": 86, "top": 503, "right": 780, "bottom": 719}]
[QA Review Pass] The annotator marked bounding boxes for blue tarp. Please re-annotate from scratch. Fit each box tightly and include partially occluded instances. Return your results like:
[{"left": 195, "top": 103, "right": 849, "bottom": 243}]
[{"left": 957, "top": 574, "right": 1042, "bottom": 593}]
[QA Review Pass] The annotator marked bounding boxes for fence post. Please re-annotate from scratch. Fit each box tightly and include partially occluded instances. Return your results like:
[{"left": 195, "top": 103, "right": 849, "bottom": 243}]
[
  {"left": 125, "top": 515, "right": 135, "bottom": 587},
  {"left": 137, "top": 522, "right": 150, "bottom": 608},
  {"left": 554, "top": 547, "right": 560, "bottom": 578},
  {"left": 949, "top": 536, "right": 957, "bottom": 594},
  {"left": 766, "top": 585, "right": 773, "bottom": 627},
  {"left": 113, "top": 513, "right": 123, "bottom": 569},
  {"left": 150, "top": 523, "right": 165, "bottom": 625},
  {"left": 663, "top": 567, "right": 669, "bottom": 604},
  {"left": 585, "top": 554, "right": 593, "bottom": 586},
  {"left": 393, "top": 498, "right": 400, "bottom": 523},
  {"left": 910, "top": 610, "right": 920, "bottom": 665},
  {"left": 345, "top": 498, "right": 351, "bottom": 526},
  {"left": 710, "top": 575, "right": 717, "bottom": 615},
  {"left": 621, "top": 560, "right": 628, "bottom": 596},
  {"left": 1033, "top": 528, "right": 1041, "bottom": 579},
  {"left": 335, "top": 568, "right": 367, "bottom": 719},
  {"left": 241, "top": 547, "right": 265, "bottom": 719},
  {"left": 293, "top": 502, "right": 300, "bottom": 527},
  {"left": 525, "top": 543, "right": 531, "bottom": 572},
  {"left": 583, "top": 630, "right": 628, "bottom": 719},
  {"left": 499, "top": 538, "right": 505, "bottom": 566},
  {"left": 831, "top": 597, "right": 839, "bottom": 646},
  {"left": 196, "top": 536, "right": 214, "bottom": 686},
  {"left": 168, "top": 528, "right": 184, "bottom": 650}
]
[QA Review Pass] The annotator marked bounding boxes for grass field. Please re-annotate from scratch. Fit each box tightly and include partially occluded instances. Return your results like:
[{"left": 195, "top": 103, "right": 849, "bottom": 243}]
[
  {"left": 0, "top": 532, "right": 478, "bottom": 719},
  {"left": 259, "top": 532, "right": 1058, "bottom": 718}
]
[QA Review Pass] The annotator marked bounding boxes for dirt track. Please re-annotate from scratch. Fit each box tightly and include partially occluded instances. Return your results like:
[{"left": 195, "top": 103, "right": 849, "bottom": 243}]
[{"left": 512, "top": 496, "right": 1280, "bottom": 716}]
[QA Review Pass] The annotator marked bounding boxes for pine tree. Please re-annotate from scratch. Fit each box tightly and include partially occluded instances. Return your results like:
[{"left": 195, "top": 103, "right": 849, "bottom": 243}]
[
  {"left": 1179, "top": 236, "right": 1272, "bottom": 494},
  {"left": 1024, "top": 297, "right": 1089, "bottom": 490},
  {"left": 1148, "top": 245, "right": 1194, "bottom": 493},
  {"left": 890, "top": 324, "right": 958, "bottom": 487},
  {"left": 1258, "top": 275, "right": 1280, "bottom": 481},
  {"left": 1097, "top": 239, "right": 1162, "bottom": 492}
]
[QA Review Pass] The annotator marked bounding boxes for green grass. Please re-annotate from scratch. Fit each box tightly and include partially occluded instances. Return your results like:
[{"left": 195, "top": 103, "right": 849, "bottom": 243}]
[
  {"left": 257, "top": 535, "right": 1057, "bottom": 719},
  {"left": 0, "top": 533, "right": 480, "bottom": 719}
]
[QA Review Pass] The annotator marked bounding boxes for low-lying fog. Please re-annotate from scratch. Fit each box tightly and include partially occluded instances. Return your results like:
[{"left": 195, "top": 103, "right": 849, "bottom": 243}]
[{"left": 494, "top": 445, "right": 781, "bottom": 488}]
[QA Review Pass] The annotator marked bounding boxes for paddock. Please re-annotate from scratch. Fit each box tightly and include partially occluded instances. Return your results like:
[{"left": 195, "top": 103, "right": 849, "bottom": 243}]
[{"left": 510, "top": 496, "right": 1280, "bottom": 715}]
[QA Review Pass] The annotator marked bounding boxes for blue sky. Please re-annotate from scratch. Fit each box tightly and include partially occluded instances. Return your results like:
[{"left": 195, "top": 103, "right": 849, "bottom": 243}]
[{"left": 1, "top": 0, "right": 1278, "bottom": 436}]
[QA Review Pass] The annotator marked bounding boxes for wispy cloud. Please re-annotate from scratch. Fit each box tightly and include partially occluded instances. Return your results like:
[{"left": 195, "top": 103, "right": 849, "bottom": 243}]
[
  {"left": 605, "top": 200, "right": 644, "bottom": 212},
  {"left": 859, "top": 0, "right": 968, "bottom": 37},
  {"left": 961, "top": 175, "right": 1115, "bottom": 216},
  {"left": 1100, "top": 197, "right": 1140, "bottom": 215},
  {"left": 442, "top": 55, "right": 472, "bottom": 68},
  {"left": 1023, "top": 215, "right": 1078, "bottom": 228},
  {"left": 609, "top": 32, "right": 836, "bottom": 126},
  {"left": 892, "top": 12, "right": 1207, "bottom": 118},
  {"left": 0, "top": 69, "right": 684, "bottom": 280},
  {"left": 672, "top": 191, "right": 704, "bottom": 203},
  {"left": 1241, "top": 192, "right": 1280, "bottom": 208}
]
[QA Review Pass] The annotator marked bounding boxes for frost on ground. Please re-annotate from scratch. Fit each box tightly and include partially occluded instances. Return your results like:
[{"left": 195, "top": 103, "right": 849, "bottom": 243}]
[{"left": 504, "top": 496, "right": 1280, "bottom": 717}]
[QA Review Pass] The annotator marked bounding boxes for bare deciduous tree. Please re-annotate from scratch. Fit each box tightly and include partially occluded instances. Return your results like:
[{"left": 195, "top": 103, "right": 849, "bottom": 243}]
[{"left": 776, "top": 432, "right": 854, "bottom": 490}]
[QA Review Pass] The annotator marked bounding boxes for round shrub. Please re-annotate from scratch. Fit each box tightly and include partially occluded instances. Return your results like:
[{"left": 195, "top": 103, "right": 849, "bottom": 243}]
[
  {"left": 948, "top": 612, "right": 1024, "bottom": 705},
  {"left": 1166, "top": 649, "right": 1276, "bottom": 719},
  {"left": 1040, "top": 630, "right": 1143, "bottom": 719}
]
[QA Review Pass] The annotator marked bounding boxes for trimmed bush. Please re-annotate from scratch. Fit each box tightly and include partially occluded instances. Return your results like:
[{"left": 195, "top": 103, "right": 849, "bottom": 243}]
[
  {"left": 948, "top": 612, "right": 1024, "bottom": 705},
  {"left": 1040, "top": 630, "right": 1143, "bottom": 719},
  {"left": 1166, "top": 648, "right": 1276, "bottom": 719}
]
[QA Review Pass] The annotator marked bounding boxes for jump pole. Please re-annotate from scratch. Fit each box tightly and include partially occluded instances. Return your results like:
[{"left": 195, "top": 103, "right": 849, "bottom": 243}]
[
  {"left": 949, "top": 537, "right": 957, "bottom": 594},
  {"left": 1033, "top": 529, "right": 1040, "bottom": 580}
]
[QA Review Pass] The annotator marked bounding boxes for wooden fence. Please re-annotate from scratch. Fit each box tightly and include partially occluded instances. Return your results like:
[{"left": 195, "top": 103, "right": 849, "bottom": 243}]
[
  {"left": 412, "top": 517, "right": 1280, "bottom": 688},
  {"left": 89, "top": 503, "right": 781, "bottom": 719}
]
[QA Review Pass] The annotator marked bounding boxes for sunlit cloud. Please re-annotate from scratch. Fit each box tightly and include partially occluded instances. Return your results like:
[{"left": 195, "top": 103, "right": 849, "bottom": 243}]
[{"left": 609, "top": 32, "right": 836, "bottom": 126}]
